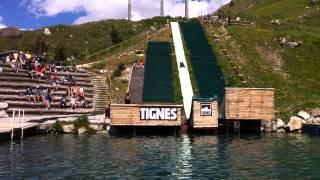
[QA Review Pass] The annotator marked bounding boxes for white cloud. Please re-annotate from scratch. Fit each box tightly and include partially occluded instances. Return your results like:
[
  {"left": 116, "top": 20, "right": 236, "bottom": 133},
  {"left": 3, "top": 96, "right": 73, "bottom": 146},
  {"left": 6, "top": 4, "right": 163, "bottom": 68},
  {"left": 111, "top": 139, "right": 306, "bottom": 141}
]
[
  {"left": 23, "top": 0, "right": 231, "bottom": 24},
  {"left": 0, "top": 16, "right": 7, "bottom": 29}
]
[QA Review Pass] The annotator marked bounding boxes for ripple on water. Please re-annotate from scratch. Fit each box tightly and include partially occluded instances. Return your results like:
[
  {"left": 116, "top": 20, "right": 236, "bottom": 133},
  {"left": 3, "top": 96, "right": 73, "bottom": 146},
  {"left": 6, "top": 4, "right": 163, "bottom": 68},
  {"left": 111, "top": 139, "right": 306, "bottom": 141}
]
[{"left": 0, "top": 134, "right": 320, "bottom": 179}]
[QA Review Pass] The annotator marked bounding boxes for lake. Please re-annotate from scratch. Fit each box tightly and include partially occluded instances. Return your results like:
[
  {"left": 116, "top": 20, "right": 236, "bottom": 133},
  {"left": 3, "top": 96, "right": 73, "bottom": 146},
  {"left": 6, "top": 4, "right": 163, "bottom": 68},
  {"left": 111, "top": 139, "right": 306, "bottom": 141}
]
[{"left": 0, "top": 133, "right": 320, "bottom": 179}]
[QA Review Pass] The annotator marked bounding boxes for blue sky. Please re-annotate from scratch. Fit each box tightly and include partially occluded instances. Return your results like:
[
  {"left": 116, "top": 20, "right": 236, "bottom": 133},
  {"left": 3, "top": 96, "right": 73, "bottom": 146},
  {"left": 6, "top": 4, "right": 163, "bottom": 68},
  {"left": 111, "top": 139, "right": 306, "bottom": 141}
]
[{"left": 0, "top": 0, "right": 230, "bottom": 30}]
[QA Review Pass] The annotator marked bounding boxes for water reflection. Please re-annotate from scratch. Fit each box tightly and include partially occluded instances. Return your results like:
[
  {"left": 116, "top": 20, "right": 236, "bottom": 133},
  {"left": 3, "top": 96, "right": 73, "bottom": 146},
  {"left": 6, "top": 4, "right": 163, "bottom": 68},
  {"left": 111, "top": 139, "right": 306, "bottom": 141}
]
[
  {"left": 1, "top": 134, "right": 320, "bottom": 179},
  {"left": 174, "top": 134, "right": 193, "bottom": 179}
]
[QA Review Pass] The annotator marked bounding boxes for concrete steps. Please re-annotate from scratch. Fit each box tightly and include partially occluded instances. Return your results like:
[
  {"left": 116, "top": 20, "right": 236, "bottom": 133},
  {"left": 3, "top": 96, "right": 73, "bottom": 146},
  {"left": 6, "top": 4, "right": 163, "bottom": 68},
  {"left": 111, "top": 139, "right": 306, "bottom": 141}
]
[
  {"left": 0, "top": 82, "right": 94, "bottom": 92},
  {"left": 5, "top": 100, "right": 93, "bottom": 109},
  {"left": 90, "top": 73, "right": 110, "bottom": 112},
  {"left": 0, "top": 89, "right": 94, "bottom": 98},
  {"left": 6, "top": 108, "right": 93, "bottom": 116},
  {"left": 0, "top": 63, "right": 96, "bottom": 116}
]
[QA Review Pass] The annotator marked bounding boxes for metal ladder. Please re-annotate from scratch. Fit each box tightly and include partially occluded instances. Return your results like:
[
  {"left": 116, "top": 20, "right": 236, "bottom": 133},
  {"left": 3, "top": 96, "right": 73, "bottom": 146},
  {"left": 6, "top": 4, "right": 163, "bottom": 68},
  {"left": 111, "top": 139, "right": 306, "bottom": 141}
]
[{"left": 11, "top": 109, "right": 25, "bottom": 140}]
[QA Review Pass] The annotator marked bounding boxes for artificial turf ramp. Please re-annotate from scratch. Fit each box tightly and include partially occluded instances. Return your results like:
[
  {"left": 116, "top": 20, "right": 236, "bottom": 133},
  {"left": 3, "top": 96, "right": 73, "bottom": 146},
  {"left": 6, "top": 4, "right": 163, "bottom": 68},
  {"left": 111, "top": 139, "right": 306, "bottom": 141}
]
[
  {"left": 180, "top": 22, "right": 226, "bottom": 101},
  {"left": 142, "top": 41, "right": 174, "bottom": 103}
]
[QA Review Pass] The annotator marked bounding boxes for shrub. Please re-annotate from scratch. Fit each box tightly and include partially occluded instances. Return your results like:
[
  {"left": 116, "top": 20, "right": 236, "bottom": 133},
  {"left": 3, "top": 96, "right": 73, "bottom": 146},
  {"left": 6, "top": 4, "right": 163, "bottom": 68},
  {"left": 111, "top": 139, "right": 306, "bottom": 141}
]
[
  {"left": 112, "top": 63, "right": 126, "bottom": 78},
  {"left": 52, "top": 121, "right": 63, "bottom": 134},
  {"left": 73, "top": 115, "right": 89, "bottom": 130}
]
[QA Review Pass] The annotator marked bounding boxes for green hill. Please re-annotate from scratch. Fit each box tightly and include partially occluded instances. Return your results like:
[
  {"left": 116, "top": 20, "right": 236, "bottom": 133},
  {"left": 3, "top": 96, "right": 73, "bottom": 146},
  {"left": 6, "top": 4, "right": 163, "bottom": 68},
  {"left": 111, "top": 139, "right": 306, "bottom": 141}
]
[
  {"left": 208, "top": 0, "right": 320, "bottom": 119},
  {"left": 0, "top": 17, "right": 169, "bottom": 64}
]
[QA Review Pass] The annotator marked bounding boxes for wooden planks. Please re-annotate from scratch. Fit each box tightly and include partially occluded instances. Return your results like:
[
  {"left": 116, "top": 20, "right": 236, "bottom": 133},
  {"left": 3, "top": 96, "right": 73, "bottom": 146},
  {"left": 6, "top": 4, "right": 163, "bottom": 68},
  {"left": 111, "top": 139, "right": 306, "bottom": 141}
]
[
  {"left": 110, "top": 104, "right": 182, "bottom": 126},
  {"left": 225, "top": 88, "right": 275, "bottom": 121},
  {"left": 192, "top": 100, "right": 218, "bottom": 128}
]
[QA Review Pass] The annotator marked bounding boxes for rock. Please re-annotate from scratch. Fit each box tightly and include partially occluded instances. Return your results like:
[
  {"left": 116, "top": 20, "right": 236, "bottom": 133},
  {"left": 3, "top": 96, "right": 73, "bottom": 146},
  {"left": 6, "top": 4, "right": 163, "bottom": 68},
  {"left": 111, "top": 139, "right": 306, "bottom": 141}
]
[
  {"left": 306, "top": 117, "right": 315, "bottom": 124},
  {"left": 62, "top": 124, "right": 74, "bottom": 133},
  {"left": 311, "top": 108, "right": 320, "bottom": 117},
  {"left": 287, "top": 116, "right": 303, "bottom": 131},
  {"left": 44, "top": 28, "right": 51, "bottom": 35},
  {"left": 78, "top": 127, "right": 86, "bottom": 134},
  {"left": 276, "top": 119, "right": 285, "bottom": 128},
  {"left": 298, "top": 111, "right": 311, "bottom": 120},
  {"left": 287, "top": 41, "right": 302, "bottom": 48},
  {"left": 0, "top": 110, "right": 9, "bottom": 118},
  {"left": 0, "top": 102, "right": 8, "bottom": 110},
  {"left": 272, "top": 120, "right": 278, "bottom": 132},
  {"left": 276, "top": 128, "right": 286, "bottom": 133},
  {"left": 271, "top": 19, "right": 280, "bottom": 25},
  {"left": 89, "top": 124, "right": 100, "bottom": 131},
  {"left": 262, "top": 120, "right": 273, "bottom": 132}
]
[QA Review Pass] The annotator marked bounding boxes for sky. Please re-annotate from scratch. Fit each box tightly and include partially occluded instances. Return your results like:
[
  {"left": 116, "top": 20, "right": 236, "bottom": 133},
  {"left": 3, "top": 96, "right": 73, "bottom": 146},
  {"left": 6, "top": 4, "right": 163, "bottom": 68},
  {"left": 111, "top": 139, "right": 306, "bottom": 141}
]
[{"left": 0, "top": 0, "right": 230, "bottom": 30}]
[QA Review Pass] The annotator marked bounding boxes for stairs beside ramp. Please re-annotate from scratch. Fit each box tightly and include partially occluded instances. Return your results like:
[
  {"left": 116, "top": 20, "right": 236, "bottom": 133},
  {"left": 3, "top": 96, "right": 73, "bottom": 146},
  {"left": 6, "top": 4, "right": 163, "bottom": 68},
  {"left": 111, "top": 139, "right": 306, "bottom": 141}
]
[{"left": 90, "top": 74, "right": 109, "bottom": 112}]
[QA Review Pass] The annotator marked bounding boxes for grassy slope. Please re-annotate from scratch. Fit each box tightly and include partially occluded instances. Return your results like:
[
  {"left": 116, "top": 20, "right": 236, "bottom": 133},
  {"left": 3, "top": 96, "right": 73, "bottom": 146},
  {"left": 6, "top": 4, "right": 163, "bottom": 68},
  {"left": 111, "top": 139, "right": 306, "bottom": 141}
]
[
  {"left": 0, "top": 17, "right": 169, "bottom": 63},
  {"left": 211, "top": 0, "right": 320, "bottom": 119}
]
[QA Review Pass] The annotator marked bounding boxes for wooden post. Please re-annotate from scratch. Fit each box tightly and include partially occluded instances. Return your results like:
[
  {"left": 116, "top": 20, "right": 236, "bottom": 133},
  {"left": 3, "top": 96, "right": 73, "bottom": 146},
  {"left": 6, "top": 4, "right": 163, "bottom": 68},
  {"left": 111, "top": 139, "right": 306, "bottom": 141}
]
[
  {"left": 21, "top": 110, "right": 25, "bottom": 139},
  {"left": 11, "top": 110, "right": 15, "bottom": 140}
]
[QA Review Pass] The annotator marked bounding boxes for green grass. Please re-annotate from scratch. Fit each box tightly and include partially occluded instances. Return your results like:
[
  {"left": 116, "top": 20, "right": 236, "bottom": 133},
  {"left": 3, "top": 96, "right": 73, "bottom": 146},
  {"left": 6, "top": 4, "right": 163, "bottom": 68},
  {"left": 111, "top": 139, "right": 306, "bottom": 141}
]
[
  {"left": 210, "top": 0, "right": 320, "bottom": 120},
  {"left": 0, "top": 17, "right": 170, "bottom": 64}
]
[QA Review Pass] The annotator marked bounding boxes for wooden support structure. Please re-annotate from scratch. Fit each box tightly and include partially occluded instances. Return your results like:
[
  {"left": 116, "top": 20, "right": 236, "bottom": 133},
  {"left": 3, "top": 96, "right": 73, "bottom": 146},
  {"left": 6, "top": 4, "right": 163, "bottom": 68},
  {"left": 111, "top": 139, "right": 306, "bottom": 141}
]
[
  {"left": 191, "top": 99, "right": 218, "bottom": 129},
  {"left": 225, "top": 87, "right": 275, "bottom": 121},
  {"left": 110, "top": 104, "right": 183, "bottom": 127}
]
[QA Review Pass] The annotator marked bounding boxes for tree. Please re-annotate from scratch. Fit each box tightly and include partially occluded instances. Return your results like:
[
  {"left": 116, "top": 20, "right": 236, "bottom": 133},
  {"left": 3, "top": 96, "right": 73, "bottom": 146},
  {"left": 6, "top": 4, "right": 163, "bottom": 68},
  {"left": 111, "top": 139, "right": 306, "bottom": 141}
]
[
  {"left": 109, "top": 26, "right": 122, "bottom": 45},
  {"left": 32, "top": 36, "right": 49, "bottom": 55},
  {"left": 54, "top": 43, "right": 66, "bottom": 64}
]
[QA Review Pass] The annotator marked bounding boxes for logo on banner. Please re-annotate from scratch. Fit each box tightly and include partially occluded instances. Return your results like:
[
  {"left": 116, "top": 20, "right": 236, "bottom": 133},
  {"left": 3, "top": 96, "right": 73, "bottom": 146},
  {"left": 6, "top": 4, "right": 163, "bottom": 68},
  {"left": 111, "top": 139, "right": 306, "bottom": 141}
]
[
  {"left": 140, "top": 108, "right": 177, "bottom": 120},
  {"left": 200, "top": 103, "right": 212, "bottom": 116}
]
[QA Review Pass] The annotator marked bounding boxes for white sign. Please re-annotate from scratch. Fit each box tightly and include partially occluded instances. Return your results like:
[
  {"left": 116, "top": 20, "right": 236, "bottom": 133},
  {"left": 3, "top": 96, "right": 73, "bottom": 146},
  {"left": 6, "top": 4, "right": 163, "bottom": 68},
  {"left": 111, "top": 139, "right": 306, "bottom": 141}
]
[
  {"left": 200, "top": 103, "right": 212, "bottom": 116},
  {"left": 140, "top": 108, "right": 177, "bottom": 120}
]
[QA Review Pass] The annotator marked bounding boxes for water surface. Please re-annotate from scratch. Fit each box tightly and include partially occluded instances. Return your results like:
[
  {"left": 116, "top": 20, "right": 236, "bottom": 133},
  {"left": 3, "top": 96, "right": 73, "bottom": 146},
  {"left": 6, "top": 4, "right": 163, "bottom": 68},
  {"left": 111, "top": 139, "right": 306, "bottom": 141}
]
[{"left": 0, "top": 133, "right": 320, "bottom": 179}]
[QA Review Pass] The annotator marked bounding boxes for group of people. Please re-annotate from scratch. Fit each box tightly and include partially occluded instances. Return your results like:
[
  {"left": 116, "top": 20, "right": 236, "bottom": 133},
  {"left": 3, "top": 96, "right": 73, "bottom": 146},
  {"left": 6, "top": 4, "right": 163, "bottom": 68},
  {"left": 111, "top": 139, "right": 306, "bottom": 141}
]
[
  {"left": 20, "top": 86, "right": 53, "bottom": 110},
  {"left": 63, "top": 85, "right": 88, "bottom": 110},
  {"left": 1, "top": 51, "right": 91, "bottom": 111},
  {"left": 199, "top": 14, "right": 241, "bottom": 25},
  {"left": 20, "top": 84, "right": 88, "bottom": 110},
  {"left": 133, "top": 59, "right": 145, "bottom": 71}
]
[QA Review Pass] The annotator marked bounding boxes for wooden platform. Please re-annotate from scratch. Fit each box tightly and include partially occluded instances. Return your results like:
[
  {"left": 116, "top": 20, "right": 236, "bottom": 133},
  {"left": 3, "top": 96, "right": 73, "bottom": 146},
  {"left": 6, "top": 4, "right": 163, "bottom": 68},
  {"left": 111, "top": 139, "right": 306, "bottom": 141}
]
[
  {"left": 110, "top": 103, "right": 183, "bottom": 126},
  {"left": 192, "top": 100, "right": 218, "bottom": 129},
  {"left": 225, "top": 87, "right": 275, "bottom": 121}
]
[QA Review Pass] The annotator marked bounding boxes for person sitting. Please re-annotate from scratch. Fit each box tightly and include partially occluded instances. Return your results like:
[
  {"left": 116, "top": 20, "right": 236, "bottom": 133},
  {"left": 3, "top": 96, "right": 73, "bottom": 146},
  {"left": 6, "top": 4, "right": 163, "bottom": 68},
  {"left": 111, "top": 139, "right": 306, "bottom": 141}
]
[
  {"left": 44, "top": 89, "right": 53, "bottom": 110},
  {"left": 77, "top": 96, "right": 88, "bottom": 109},
  {"left": 34, "top": 86, "right": 42, "bottom": 103},
  {"left": 50, "top": 75, "right": 60, "bottom": 91},
  {"left": 59, "top": 95, "right": 67, "bottom": 109},
  {"left": 60, "top": 75, "right": 68, "bottom": 85},
  {"left": 20, "top": 87, "right": 36, "bottom": 103},
  {"left": 11, "top": 63, "right": 19, "bottom": 73},
  {"left": 70, "top": 96, "right": 76, "bottom": 110},
  {"left": 67, "top": 74, "right": 76, "bottom": 85},
  {"left": 35, "top": 65, "right": 45, "bottom": 79},
  {"left": 125, "top": 93, "right": 131, "bottom": 104},
  {"left": 79, "top": 86, "right": 85, "bottom": 97}
]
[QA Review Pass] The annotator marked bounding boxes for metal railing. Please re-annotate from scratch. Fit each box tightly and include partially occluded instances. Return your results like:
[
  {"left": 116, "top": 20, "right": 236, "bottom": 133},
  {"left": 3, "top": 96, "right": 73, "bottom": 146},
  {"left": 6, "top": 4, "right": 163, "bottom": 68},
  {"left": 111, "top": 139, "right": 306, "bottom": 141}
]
[{"left": 11, "top": 109, "right": 25, "bottom": 140}]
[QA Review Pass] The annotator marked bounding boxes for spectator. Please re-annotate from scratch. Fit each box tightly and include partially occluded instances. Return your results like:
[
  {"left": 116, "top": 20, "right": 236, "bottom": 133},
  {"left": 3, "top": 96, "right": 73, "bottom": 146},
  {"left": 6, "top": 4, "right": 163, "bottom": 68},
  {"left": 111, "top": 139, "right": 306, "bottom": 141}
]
[
  {"left": 11, "top": 63, "right": 19, "bottom": 73},
  {"left": 0, "top": 66, "right": 2, "bottom": 74},
  {"left": 59, "top": 95, "right": 67, "bottom": 109},
  {"left": 66, "top": 85, "right": 72, "bottom": 97},
  {"left": 77, "top": 96, "right": 88, "bottom": 109},
  {"left": 50, "top": 75, "right": 60, "bottom": 91},
  {"left": 20, "top": 87, "right": 36, "bottom": 103},
  {"left": 44, "top": 89, "right": 53, "bottom": 110},
  {"left": 70, "top": 96, "right": 76, "bottom": 110},
  {"left": 125, "top": 93, "right": 131, "bottom": 104},
  {"left": 67, "top": 74, "right": 76, "bottom": 85},
  {"left": 34, "top": 86, "right": 42, "bottom": 103},
  {"left": 79, "top": 86, "right": 85, "bottom": 97}
]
